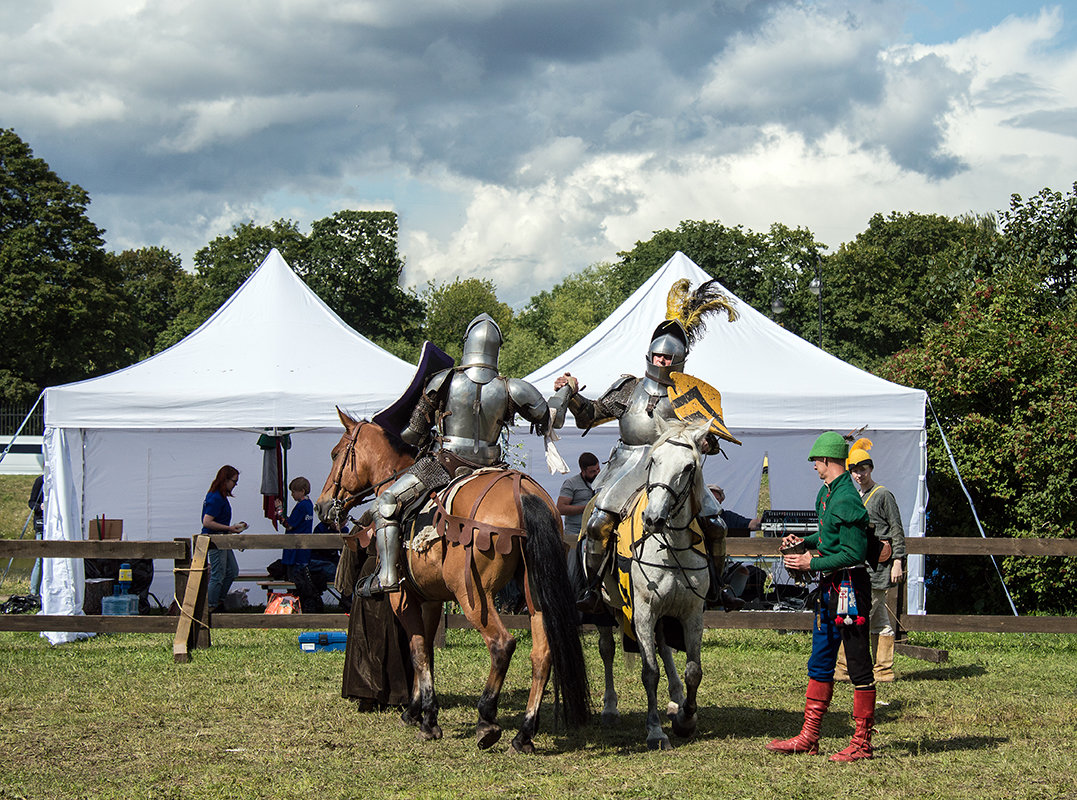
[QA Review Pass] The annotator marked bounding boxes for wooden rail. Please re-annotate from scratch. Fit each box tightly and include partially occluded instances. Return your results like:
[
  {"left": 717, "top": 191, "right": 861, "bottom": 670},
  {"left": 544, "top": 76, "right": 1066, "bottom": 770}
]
[{"left": 2, "top": 535, "right": 1074, "bottom": 660}]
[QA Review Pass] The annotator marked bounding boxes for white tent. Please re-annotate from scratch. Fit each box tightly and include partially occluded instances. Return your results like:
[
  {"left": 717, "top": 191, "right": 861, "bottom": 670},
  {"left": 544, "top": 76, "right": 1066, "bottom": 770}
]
[
  {"left": 41, "top": 250, "right": 416, "bottom": 642},
  {"left": 513, "top": 252, "right": 928, "bottom": 613}
]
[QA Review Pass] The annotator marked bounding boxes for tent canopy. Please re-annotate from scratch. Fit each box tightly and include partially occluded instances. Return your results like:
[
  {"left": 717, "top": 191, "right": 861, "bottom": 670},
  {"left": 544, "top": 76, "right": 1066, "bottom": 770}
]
[
  {"left": 45, "top": 249, "right": 414, "bottom": 429},
  {"left": 526, "top": 252, "right": 925, "bottom": 431},
  {"left": 40, "top": 250, "right": 416, "bottom": 641}
]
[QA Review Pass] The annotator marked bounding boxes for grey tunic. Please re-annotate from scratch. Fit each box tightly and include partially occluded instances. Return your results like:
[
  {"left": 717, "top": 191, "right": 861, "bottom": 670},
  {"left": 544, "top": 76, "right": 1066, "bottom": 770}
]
[{"left": 862, "top": 483, "right": 906, "bottom": 590}]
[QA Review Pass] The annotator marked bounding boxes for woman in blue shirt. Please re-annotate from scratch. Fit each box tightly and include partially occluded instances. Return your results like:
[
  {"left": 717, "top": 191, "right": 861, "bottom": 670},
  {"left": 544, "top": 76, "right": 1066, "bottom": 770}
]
[{"left": 202, "top": 465, "right": 244, "bottom": 611}]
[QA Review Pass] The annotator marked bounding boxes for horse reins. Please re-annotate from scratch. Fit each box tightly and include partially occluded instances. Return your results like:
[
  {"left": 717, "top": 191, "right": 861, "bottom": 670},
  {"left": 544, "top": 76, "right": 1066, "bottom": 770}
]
[
  {"left": 633, "top": 436, "right": 711, "bottom": 600},
  {"left": 326, "top": 420, "right": 409, "bottom": 525}
]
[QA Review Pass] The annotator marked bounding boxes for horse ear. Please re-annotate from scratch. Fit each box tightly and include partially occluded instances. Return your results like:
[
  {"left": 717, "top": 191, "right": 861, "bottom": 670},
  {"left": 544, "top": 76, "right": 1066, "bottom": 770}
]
[
  {"left": 694, "top": 419, "right": 713, "bottom": 446},
  {"left": 656, "top": 414, "right": 670, "bottom": 434},
  {"left": 337, "top": 406, "right": 355, "bottom": 427}
]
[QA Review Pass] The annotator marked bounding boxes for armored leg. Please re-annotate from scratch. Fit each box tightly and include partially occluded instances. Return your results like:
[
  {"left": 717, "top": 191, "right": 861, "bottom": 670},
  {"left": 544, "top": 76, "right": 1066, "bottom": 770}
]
[
  {"left": 576, "top": 508, "right": 617, "bottom": 613},
  {"left": 357, "top": 473, "right": 426, "bottom": 598}
]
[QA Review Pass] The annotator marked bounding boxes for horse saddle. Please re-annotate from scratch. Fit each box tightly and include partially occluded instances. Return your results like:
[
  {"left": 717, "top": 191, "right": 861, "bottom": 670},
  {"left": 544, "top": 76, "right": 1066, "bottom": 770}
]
[{"left": 349, "top": 468, "right": 536, "bottom": 557}]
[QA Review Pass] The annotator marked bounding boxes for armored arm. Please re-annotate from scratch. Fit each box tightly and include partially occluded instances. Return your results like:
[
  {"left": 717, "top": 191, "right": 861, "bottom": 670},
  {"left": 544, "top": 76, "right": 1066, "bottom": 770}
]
[
  {"left": 508, "top": 378, "right": 551, "bottom": 436},
  {"left": 565, "top": 375, "right": 635, "bottom": 430},
  {"left": 401, "top": 369, "right": 450, "bottom": 448}
]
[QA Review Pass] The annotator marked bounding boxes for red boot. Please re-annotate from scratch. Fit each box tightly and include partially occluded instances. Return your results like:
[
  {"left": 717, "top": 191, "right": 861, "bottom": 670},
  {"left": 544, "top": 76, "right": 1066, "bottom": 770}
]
[
  {"left": 766, "top": 679, "right": 833, "bottom": 755},
  {"left": 829, "top": 687, "right": 875, "bottom": 762}
]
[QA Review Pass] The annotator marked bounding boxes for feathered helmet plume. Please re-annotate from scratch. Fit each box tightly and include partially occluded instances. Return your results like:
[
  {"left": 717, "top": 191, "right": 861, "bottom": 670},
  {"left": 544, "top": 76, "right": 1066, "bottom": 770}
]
[
  {"left": 664, "top": 278, "right": 738, "bottom": 348},
  {"left": 846, "top": 431, "right": 873, "bottom": 469}
]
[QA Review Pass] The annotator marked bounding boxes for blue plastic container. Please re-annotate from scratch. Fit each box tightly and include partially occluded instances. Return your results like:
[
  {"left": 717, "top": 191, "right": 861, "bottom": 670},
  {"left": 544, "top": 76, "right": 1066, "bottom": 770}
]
[
  {"left": 101, "top": 594, "right": 139, "bottom": 615},
  {"left": 298, "top": 631, "right": 347, "bottom": 652}
]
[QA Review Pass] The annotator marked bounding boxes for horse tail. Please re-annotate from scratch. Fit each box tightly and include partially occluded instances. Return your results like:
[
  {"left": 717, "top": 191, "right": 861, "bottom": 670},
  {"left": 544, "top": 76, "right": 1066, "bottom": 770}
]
[{"left": 522, "top": 493, "right": 592, "bottom": 728}]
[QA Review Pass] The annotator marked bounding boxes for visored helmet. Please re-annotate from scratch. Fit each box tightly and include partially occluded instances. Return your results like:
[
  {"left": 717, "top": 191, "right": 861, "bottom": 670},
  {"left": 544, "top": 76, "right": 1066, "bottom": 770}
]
[
  {"left": 644, "top": 320, "right": 688, "bottom": 388},
  {"left": 808, "top": 431, "right": 848, "bottom": 461},
  {"left": 460, "top": 313, "right": 502, "bottom": 384}
]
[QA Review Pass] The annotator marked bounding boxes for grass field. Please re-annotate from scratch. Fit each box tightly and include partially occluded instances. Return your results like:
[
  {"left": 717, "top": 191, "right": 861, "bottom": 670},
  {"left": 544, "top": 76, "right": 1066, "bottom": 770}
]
[{"left": 0, "top": 626, "right": 1074, "bottom": 800}]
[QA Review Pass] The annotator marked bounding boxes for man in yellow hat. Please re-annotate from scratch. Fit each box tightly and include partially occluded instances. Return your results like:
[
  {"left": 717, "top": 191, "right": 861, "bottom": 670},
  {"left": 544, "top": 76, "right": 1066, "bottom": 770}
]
[
  {"left": 766, "top": 431, "right": 876, "bottom": 762},
  {"left": 847, "top": 441, "right": 906, "bottom": 682}
]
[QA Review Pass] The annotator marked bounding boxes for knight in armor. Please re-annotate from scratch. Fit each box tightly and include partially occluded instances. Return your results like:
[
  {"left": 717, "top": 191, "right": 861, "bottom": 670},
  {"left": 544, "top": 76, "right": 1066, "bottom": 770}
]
[
  {"left": 552, "top": 279, "right": 745, "bottom": 612},
  {"left": 358, "top": 313, "right": 552, "bottom": 598}
]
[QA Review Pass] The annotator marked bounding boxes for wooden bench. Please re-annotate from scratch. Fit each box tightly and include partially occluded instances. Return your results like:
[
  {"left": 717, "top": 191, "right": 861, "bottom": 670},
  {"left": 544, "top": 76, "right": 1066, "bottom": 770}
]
[{"left": 236, "top": 573, "right": 295, "bottom": 603}]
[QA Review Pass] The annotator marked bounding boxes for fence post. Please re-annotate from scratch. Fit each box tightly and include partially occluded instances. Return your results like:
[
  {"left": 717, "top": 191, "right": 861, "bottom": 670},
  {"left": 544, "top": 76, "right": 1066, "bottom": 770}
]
[{"left": 173, "top": 535, "right": 211, "bottom": 663}]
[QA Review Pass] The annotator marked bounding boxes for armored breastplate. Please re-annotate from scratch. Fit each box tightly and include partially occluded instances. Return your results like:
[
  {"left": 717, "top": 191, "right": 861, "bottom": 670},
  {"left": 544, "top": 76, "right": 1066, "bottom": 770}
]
[
  {"left": 618, "top": 381, "right": 677, "bottom": 446},
  {"left": 440, "top": 371, "right": 509, "bottom": 462}
]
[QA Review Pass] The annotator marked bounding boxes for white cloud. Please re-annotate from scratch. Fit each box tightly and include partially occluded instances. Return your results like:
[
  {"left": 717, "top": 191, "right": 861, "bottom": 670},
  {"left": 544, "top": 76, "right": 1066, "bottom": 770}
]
[{"left": 4, "top": 1, "right": 1077, "bottom": 312}]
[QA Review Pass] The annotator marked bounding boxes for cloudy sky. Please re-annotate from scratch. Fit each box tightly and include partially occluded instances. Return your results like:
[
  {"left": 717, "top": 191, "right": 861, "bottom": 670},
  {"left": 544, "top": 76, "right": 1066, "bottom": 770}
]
[{"left": 4, "top": 1, "right": 1076, "bottom": 305}]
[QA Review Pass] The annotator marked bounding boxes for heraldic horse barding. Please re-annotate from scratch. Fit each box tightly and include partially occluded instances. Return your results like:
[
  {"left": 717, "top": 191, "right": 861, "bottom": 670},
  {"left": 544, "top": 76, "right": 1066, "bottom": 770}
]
[{"left": 317, "top": 332, "right": 590, "bottom": 753}]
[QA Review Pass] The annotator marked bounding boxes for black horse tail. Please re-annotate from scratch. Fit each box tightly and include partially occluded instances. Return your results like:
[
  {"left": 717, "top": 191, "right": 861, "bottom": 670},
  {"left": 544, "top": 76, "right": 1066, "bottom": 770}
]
[{"left": 522, "top": 493, "right": 592, "bottom": 728}]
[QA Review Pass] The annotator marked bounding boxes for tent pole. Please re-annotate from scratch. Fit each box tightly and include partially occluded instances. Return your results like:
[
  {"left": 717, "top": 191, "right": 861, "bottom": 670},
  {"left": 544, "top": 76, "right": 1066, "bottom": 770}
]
[{"left": 926, "top": 395, "right": 1018, "bottom": 616}]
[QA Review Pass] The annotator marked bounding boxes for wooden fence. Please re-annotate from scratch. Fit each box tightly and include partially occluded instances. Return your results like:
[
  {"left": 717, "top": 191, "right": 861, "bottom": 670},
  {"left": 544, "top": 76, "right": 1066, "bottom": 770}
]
[{"left": 1, "top": 535, "right": 1074, "bottom": 663}]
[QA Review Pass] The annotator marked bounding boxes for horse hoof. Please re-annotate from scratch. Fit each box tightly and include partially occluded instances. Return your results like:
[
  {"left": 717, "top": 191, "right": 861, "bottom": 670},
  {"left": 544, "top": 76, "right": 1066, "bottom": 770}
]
[
  {"left": 647, "top": 735, "right": 672, "bottom": 751},
  {"left": 671, "top": 714, "right": 697, "bottom": 739},
  {"left": 477, "top": 722, "right": 502, "bottom": 750},
  {"left": 418, "top": 724, "right": 442, "bottom": 741},
  {"left": 666, "top": 701, "right": 679, "bottom": 717},
  {"left": 510, "top": 738, "right": 535, "bottom": 755},
  {"left": 600, "top": 710, "right": 620, "bottom": 727},
  {"left": 400, "top": 710, "right": 420, "bottom": 727}
]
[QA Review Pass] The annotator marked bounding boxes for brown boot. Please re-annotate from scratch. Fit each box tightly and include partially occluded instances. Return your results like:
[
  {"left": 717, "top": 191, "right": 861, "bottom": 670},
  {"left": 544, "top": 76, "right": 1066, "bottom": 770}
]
[
  {"left": 833, "top": 642, "right": 850, "bottom": 682},
  {"left": 766, "top": 679, "right": 832, "bottom": 755},
  {"left": 829, "top": 687, "right": 875, "bottom": 762},
  {"left": 874, "top": 634, "right": 895, "bottom": 682}
]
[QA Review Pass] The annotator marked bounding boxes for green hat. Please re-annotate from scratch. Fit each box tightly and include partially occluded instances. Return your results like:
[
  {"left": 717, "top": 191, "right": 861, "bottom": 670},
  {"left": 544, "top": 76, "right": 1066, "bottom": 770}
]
[{"left": 808, "top": 431, "right": 848, "bottom": 460}]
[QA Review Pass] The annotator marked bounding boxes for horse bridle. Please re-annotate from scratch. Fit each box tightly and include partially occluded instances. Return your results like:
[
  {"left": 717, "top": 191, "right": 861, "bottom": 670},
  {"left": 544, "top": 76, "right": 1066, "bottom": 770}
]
[
  {"left": 635, "top": 436, "right": 711, "bottom": 596},
  {"left": 644, "top": 437, "right": 701, "bottom": 530},
  {"left": 324, "top": 420, "right": 405, "bottom": 527}
]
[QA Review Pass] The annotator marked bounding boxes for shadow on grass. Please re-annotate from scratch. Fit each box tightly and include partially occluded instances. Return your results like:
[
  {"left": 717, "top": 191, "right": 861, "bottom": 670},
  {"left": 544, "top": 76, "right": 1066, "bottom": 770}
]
[
  {"left": 902, "top": 664, "right": 987, "bottom": 681},
  {"left": 886, "top": 735, "right": 1008, "bottom": 755}
]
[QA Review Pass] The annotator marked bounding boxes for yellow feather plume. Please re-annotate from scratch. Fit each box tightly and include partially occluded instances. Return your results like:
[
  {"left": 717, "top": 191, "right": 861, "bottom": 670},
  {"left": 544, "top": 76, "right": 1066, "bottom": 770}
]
[{"left": 664, "top": 279, "right": 738, "bottom": 347}]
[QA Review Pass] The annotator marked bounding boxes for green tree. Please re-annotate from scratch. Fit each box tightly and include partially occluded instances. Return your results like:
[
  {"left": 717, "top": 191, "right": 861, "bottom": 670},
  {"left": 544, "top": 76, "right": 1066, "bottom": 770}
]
[
  {"left": 997, "top": 183, "right": 1077, "bottom": 303},
  {"left": 823, "top": 212, "right": 997, "bottom": 371},
  {"left": 421, "top": 278, "right": 512, "bottom": 364},
  {"left": 304, "top": 210, "right": 422, "bottom": 349},
  {"left": 881, "top": 264, "right": 1077, "bottom": 615},
  {"left": 158, "top": 219, "right": 308, "bottom": 349},
  {"left": 507, "top": 262, "right": 625, "bottom": 376},
  {"left": 108, "top": 246, "right": 186, "bottom": 361},
  {"left": 0, "top": 128, "right": 133, "bottom": 401}
]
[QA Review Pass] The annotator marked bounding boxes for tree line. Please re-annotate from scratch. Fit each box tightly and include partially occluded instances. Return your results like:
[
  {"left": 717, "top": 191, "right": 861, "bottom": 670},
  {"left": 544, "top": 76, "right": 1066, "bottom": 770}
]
[{"left": 2, "top": 127, "right": 1075, "bottom": 614}]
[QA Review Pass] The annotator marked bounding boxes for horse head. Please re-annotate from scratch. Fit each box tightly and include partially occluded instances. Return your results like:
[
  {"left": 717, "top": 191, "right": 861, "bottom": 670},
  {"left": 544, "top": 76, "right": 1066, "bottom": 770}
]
[
  {"left": 317, "top": 407, "right": 419, "bottom": 528},
  {"left": 642, "top": 417, "right": 711, "bottom": 535}
]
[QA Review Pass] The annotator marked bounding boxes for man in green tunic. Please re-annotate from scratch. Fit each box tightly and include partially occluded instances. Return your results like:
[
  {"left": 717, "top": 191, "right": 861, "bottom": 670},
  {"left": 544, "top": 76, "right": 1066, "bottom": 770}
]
[{"left": 765, "top": 432, "right": 877, "bottom": 762}]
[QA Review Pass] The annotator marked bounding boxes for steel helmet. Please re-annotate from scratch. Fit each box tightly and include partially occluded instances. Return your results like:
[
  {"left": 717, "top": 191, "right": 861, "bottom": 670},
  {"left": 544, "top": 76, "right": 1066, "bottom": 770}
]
[
  {"left": 644, "top": 320, "right": 688, "bottom": 388},
  {"left": 460, "top": 313, "right": 502, "bottom": 384},
  {"left": 808, "top": 431, "right": 848, "bottom": 461}
]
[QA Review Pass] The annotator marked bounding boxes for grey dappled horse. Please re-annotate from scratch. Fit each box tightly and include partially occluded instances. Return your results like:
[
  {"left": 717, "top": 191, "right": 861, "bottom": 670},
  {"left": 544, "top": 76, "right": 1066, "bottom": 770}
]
[{"left": 596, "top": 417, "right": 713, "bottom": 750}]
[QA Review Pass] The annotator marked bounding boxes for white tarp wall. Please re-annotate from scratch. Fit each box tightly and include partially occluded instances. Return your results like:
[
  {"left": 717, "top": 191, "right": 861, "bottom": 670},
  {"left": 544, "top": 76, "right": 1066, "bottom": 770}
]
[
  {"left": 521, "top": 252, "right": 928, "bottom": 614},
  {"left": 41, "top": 250, "right": 415, "bottom": 643}
]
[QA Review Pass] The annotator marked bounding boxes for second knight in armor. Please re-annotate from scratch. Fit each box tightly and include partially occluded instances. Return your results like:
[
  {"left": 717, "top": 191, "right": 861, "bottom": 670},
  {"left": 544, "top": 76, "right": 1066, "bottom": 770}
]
[
  {"left": 358, "top": 313, "right": 551, "bottom": 598},
  {"left": 553, "top": 279, "right": 745, "bottom": 612}
]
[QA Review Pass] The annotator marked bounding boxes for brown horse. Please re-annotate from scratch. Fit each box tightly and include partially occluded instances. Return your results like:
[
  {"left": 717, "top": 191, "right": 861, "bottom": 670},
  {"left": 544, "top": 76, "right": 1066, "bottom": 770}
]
[{"left": 317, "top": 409, "right": 590, "bottom": 752}]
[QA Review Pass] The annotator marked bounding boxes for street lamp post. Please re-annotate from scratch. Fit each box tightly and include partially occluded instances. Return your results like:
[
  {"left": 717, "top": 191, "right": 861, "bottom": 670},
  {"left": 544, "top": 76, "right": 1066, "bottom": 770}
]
[{"left": 808, "top": 259, "right": 823, "bottom": 349}]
